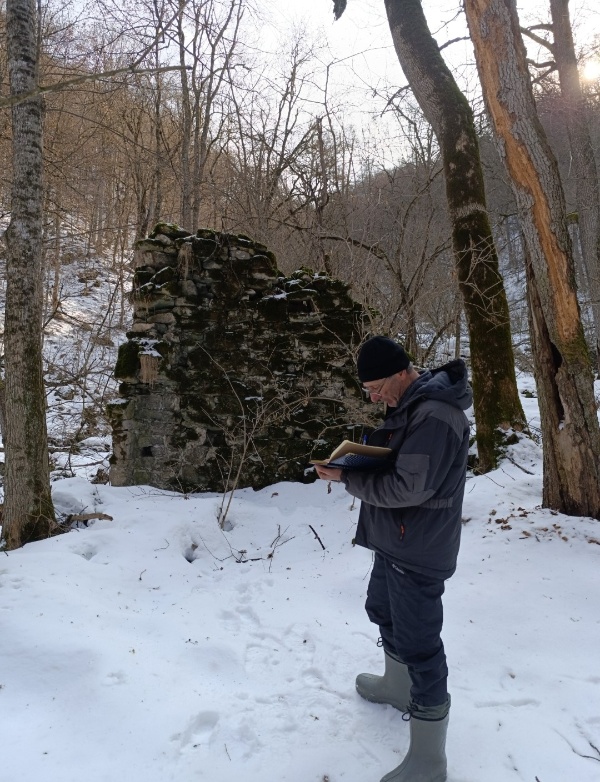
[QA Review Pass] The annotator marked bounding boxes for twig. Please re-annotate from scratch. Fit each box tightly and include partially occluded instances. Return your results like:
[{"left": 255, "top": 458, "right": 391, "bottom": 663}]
[
  {"left": 66, "top": 512, "right": 113, "bottom": 523},
  {"left": 309, "top": 525, "right": 326, "bottom": 550},
  {"left": 267, "top": 525, "right": 295, "bottom": 572},
  {"left": 482, "top": 473, "right": 505, "bottom": 488},
  {"left": 506, "top": 456, "right": 535, "bottom": 475},
  {"left": 588, "top": 738, "right": 600, "bottom": 760},
  {"left": 270, "top": 525, "right": 284, "bottom": 548},
  {"left": 556, "top": 727, "right": 600, "bottom": 763}
]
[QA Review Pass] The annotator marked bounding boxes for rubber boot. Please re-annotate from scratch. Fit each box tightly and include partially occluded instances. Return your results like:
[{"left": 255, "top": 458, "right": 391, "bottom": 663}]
[
  {"left": 380, "top": 710, "right": 449, "bottom": 782},
  {"left": 355, "top": 651, "right": 411, "bottom": 712}
]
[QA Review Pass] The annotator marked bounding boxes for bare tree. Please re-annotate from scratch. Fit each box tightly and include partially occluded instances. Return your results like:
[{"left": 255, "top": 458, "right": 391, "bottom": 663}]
[
  {"left": 320, "top": 152, "right": 457, "bottom": 363},
  {"left": 2, "top": 0, "right": 56, "bottom": 548},
  {"left": 172, "top": 0, "right": 244, "bottom": 230},
  {"left": 222, "top": 32, "right": 320, "bottom": 249},
  {"left": 464, "top": 0, "right": 600, "bottom": 518}
]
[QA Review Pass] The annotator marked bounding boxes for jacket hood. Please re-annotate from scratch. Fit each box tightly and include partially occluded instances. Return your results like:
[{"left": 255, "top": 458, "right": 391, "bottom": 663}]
[{"left": 395, "top": 359, "right": 473, "bottom": 414}]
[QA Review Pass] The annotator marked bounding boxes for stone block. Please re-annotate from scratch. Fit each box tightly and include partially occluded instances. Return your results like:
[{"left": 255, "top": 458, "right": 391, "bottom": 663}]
[
  {"left": 148, "top": 297, "right": 176, "bottom": 312},
  {"left": 203, "top": 259, "right": 223, "bottom": 270},
  {"left": 179, "top": 279, "right": 198, "bottom": 299},
  {"left": 149, "top": 312, "right": 177, "bottom": 325},
  {"left": 130, "top": 322, "right": 156, "bottom": 334}
]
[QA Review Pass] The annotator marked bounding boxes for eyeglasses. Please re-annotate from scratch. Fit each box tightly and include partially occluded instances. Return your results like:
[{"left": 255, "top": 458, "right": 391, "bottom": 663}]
[{"left": 362, "top": 377, "right": 389, "bottom": 398}]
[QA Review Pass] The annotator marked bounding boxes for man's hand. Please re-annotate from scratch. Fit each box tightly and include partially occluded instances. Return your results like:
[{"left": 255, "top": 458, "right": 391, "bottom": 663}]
[{"left": 314, "top": 464, "right": 343, "bottom": 482}]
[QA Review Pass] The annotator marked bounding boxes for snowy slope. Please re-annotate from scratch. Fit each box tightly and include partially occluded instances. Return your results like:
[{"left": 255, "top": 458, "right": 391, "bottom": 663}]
[
  {"left": 0, "top": 418, "right": 599, "bottom": 782},
  {"left": 0, "top": 226, "right": 127, "bottom": 481}
]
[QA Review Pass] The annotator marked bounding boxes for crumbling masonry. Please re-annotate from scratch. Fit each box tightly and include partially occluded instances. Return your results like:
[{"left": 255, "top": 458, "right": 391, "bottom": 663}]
[{"left": 108, "top": 225, "right": 371, "bottom": 492}]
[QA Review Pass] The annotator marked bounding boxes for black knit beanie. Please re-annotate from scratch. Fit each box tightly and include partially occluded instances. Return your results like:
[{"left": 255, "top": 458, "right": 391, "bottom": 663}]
[{"left": 357, "top": 337, "right": 410, "bottom": 382}]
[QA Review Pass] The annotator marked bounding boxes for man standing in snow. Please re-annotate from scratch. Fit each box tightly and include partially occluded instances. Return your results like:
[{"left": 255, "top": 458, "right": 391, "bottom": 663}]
[{"left": 314, "top": 336, "right": 472, "bottom": 782}]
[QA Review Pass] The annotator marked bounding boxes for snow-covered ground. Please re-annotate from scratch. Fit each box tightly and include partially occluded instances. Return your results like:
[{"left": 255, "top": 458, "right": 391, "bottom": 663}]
[
  {"left": 1, "top": 226, "right": 599, "bottom": 780},
  {"left": 1, "top": 380, "right": 600, "bottom": 782}
]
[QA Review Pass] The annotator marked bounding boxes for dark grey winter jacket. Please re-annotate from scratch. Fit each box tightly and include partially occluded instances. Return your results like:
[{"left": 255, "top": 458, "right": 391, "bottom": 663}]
[{"left": 343, "top": 359, "right": 472, "bottom": 580}]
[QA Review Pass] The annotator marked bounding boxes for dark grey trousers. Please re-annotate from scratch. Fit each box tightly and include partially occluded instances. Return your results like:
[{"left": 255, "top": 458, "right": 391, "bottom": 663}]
[{"left": 365, "top": 552, "right": 448, "bottom": 708}]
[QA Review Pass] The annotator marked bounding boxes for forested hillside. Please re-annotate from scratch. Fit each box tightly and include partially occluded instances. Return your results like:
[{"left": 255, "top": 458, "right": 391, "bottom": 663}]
[{"left": 1, "top": 0, "right": 600, "bottom": 543}]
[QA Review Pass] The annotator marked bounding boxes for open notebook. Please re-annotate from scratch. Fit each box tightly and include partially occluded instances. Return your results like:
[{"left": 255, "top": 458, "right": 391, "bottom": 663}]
[{"left": 310, "top": 439, "right": 392, "bottom": 471}]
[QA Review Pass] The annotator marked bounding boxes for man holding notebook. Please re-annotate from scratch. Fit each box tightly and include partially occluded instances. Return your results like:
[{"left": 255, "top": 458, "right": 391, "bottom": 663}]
[{"left": 314, "top": 336, "right": 472, "bottom": 782}]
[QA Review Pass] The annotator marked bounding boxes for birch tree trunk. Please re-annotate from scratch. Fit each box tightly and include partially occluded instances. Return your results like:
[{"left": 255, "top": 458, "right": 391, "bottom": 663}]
[
  {"left": 464, "top": 0, "right": 600, "bottom": 517},
  {"left": 2, "top": 0, "right": 55, "bottom": 548},
  {"left": 384, "top": 0, "right": 525, "bottom": 473},
  {"left": 549, "top": 0, "right": 600, "bottom": 373}
]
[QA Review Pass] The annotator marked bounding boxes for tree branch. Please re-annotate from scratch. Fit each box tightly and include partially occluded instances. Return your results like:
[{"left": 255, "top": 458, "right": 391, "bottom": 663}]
[
  {"left": 0, "top": 64, "right": 187, "bottom": 110},
  {"left": 527, "top": 59, "right": 556, "bottom": 70},
  {"left": 317, "top": 232, "right": 390, "bottom": 263},
  {"left": 439, "top": 36, "right": 471, "bottom": 52},
  {"left": 520, "top": 26, "right": 554, "bottom": 54}
]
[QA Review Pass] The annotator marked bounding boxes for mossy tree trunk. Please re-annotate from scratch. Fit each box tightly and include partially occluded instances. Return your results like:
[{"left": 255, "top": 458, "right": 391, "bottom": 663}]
[
  {"left": 550, "top": 0, "right": 600, "bottom": 373},
  {"left": 383, "top": 0, "right": 526, "bottom": 472},
  {"left": 2, "top": 0, "right": 55, "bottom": 549},
  {"left": 464, "top": 0, "right": 600, "bottom": 517}
]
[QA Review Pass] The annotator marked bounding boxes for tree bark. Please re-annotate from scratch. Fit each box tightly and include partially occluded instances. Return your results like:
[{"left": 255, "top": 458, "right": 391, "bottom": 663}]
[
  {"left": 464, "top": 0, "right": 600, "bottom": 517},
  {"left": 549, "top": 0, "right": 600, "bottom": 373},
  {"left": 2, "top": 0, "right": 55, "bottom": 548},
  {"left": 384, "top": 0, "right": 526, "bottom": 472}
]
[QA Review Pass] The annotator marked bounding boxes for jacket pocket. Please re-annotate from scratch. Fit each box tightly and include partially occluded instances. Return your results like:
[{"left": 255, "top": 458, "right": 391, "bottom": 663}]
[{"left": 395, "top": 453, "right": 429, "bottom": 494}]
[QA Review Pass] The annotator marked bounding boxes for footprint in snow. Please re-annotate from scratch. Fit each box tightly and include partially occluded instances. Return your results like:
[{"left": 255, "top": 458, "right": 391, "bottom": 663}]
[
  {"left": 76, "top": 546, "right": 98, "bottom": 561},
  {"left": 103, "top": 671, "right": 126, "bottom": 686},
  {"left": 219, "top": 605, "right": 261, "bottom": 633},
  {"left": 172, "top": 711, "right": 220, "bottom": 750},
  {"left": 0, "top": 575, "right": 26, "bottom": 590}
]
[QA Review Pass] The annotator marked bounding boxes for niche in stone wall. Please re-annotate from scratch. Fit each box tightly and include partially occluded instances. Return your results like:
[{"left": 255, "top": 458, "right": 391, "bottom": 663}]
[{"left": 108, "top": 224, "right": 375, "bottom": 493}]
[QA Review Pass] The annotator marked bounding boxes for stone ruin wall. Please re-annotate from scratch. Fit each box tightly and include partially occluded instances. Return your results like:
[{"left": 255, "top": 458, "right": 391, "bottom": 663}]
[{"left": 108, "top": 224, "right": 374, "bottom": 493}]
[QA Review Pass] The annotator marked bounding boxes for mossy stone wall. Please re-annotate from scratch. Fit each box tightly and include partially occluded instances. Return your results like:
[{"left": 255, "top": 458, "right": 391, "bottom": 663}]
[{"left": 108, "top": 226, "right": 372, "bottom": 492}]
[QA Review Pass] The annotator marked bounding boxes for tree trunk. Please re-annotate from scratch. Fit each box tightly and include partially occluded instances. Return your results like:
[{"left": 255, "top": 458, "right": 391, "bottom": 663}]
[
  {"left": 464, "top": 0, "right": 600, "bottom": 517},
  {"left": 151, "top": 51, "right": 163, "bottom": 229},
  {"left": 315, "top": 116, "right": 334, "bottom": 275},
  {"left": 550, "top": 0, "right": 600, "bottom": 373},
  {"left": 523, "top": 246, "right": 564, "bottom": 505},
  {"left": 384, "top": 0, "right": 526, "bottom": 473},
  {"left": 51, "top": 207, "right": 61, "bottom": 309},
  {"left": 454, "top": 302, "right": 462, "bottom": 359},
  {"left": 177, "top": 2, "right": 193, "bottom": 231},
  {"left": 3, "top": 0, "right": 55, "bottom": 549}
]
